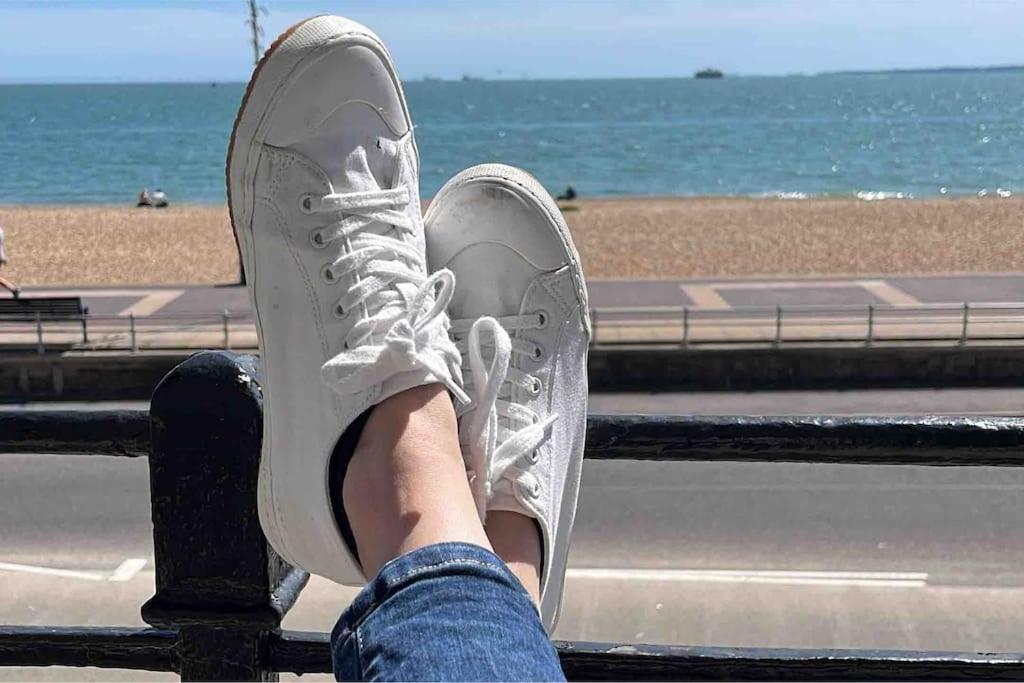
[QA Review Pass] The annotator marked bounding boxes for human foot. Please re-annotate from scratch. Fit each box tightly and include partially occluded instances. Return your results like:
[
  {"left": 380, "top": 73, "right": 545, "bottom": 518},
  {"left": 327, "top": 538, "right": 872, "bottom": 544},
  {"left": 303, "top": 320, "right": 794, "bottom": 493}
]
[
  {"left": 227, "top": 15, "right": 466, "bottom": 583},
  {"left": 425, "top": 164, "right": 591, "bottom": 629}
]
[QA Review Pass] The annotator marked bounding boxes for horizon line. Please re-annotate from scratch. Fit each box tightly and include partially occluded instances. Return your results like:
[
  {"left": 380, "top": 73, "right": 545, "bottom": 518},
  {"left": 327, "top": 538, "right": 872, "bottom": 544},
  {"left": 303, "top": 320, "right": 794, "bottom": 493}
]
[{"left": 5, "top": 62, "right": 1024, "bottom": 87}]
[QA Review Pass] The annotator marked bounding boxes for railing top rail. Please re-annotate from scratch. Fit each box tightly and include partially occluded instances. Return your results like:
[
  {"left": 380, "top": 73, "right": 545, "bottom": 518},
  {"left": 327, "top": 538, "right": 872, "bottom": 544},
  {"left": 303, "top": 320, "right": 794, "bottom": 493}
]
[
  {"left": 4, "top": 351, "right": 1024, "bottom": 680},
  {"left": 0, "top": 409, "right": 149, "bottom": 457},
  {"left": 6, "top": 408, "right": 1024, "bottom": 467},
  {"left": 592, "top": 301, "right": 1024, "bottom": 316}
]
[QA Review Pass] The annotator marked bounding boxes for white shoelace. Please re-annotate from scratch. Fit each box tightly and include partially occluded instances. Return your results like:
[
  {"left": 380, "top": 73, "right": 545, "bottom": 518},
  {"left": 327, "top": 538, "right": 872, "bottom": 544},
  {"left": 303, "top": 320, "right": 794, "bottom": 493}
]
[
  {"left": 454, "top": 315, "right": 556, "bottom": 519},
  {"left": 315, "top": 140, "right": 468, "bottom": 403}
]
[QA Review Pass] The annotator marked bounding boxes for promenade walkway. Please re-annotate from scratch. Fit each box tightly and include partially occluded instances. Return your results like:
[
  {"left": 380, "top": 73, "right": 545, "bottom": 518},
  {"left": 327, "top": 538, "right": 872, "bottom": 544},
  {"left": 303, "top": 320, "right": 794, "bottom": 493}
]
[{"left": 3, "top": 273, "right": 1023, "bottom": 350}]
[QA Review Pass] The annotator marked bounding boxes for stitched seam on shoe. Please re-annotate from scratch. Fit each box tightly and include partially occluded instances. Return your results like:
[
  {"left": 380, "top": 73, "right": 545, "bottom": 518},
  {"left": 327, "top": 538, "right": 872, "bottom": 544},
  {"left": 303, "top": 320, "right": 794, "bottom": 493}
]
[{"left": 539, "top": 270, "right": 573, "bottom": 315}]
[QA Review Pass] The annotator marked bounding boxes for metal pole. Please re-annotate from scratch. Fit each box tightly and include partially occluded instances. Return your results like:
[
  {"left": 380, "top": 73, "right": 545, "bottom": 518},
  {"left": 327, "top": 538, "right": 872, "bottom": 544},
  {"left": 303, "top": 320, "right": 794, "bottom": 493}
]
[
  {"left": 959, "top": 302, "right": 969, "bottom": 346},
  {"left": 143, "top": 351, "right": 305, "bottom": 681},
  {"left": 222, "top": 310, "right": 231, "bottom": 350},
  {"left": 774, "top": 305, "right": 783, "bottom": 347},
  {"left": 130, "top": 314, "right": 138, "bottom": 353},
  {"left": 866, "top": 304, "right": 874, "bottom": 347},
  {"left": 35, "top": 312, "right": 44, "bottom": 356},
  {"left": 81, "top": 312, "right": 88, "bottom": 345},
  {"left": 682, "top": 306, "right": 690, "bottom": 348}
]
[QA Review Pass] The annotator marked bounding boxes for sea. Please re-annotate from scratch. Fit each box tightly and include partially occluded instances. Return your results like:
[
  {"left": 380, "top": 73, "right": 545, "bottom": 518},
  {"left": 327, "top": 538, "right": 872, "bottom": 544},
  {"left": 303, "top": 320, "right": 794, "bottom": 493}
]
[{"left": 2, "top": 73, "right": 1023, "bottom": 204}]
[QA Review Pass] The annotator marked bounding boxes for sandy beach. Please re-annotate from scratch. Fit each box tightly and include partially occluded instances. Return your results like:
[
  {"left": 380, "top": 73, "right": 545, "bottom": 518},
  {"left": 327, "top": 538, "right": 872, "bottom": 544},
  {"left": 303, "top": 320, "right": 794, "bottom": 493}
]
[{"left": 0, "top": 197, "right": 1021, "bottom": 286}]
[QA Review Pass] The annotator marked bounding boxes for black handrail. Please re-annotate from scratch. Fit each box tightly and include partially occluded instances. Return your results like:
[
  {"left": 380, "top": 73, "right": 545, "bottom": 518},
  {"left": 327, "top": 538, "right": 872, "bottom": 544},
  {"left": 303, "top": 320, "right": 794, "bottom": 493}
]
[{"left": 2, "top": 350, "right": 1023, "bottom": 680}]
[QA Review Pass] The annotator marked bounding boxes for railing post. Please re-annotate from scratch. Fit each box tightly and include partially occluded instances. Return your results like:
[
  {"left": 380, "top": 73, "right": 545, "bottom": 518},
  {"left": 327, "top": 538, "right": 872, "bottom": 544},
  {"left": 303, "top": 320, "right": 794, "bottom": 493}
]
[
  {"left": 35, "top": 312, "right": 44, "bottom": 356},
  {"left": 223, "top": 310, "right": 231, "bottom": 350},
  {"left": 129, "top": 314, "right": 138, "bottom": 353},
  {"left": 681, "top": 306, "right": 690, "bottom": 348},
  {"left": 960, "top": 302, "right": 969, "bottom": 346},
  {"left": 773, "top": 305, "right": 783, "bottom": 347},
  {"left": 865, "top": 304, "right": 874, "bottom": 347},
  {"left": 144, "top": 351, "right": 307, "bottom": 681},
  {"left": 81, "top": 312, "right": 89, "bottom": 345}
]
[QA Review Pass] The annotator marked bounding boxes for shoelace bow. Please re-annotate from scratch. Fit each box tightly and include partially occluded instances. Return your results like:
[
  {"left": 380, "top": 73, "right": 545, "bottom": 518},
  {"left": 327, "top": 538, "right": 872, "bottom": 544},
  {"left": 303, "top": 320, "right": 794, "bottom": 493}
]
[
  {"left": 454, "top": 315, "right": 556, "bottom": 520},
  {"left": 316, "top": 139, "right": 468, "bottom": 403}
]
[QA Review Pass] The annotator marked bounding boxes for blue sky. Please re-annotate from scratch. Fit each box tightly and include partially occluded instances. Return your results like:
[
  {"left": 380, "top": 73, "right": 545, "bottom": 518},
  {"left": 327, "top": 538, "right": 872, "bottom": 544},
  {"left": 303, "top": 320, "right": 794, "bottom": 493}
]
[{"left": 2, "top": 0, "right": 1024, "bottom": 83}]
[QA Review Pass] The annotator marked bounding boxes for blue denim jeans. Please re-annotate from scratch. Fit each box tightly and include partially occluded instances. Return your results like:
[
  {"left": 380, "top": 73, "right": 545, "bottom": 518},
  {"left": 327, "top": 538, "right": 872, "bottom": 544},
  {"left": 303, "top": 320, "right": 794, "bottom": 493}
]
[{"left": 331, "top": 542, "right": 566, "bottom": 682}]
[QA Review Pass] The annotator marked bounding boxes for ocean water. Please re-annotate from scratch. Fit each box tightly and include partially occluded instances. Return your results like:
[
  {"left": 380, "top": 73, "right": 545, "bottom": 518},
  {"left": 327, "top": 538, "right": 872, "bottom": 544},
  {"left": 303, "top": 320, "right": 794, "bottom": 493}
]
[{"left": 2, "top": 73, "right": 1023, "bottom": 204}]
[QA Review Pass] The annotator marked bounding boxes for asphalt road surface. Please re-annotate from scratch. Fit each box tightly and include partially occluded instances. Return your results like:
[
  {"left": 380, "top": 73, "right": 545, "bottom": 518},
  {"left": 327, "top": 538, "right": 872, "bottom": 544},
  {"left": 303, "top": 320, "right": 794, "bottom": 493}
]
[{"left": 4, "top": 390, "right": 1024, "bottom": 680}]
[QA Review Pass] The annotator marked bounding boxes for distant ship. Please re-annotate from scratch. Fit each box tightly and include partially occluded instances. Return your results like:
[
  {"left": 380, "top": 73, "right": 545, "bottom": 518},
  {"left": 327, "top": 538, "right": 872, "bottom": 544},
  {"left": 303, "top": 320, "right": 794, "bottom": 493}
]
[{"left": 695, "top": 68, "right": 723, "bottom": 79}]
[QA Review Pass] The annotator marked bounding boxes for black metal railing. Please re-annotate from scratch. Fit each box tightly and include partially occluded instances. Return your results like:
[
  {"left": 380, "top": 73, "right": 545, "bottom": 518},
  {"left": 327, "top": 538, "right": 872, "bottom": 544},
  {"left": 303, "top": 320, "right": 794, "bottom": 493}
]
[{"left": 2, "top": 349, "right": 1024, "bottom": 680}]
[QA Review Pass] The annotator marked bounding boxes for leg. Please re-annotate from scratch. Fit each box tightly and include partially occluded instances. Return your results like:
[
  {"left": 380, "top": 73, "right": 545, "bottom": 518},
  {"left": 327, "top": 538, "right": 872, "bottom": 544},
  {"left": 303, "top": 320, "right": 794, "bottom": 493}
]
[
  {"left": 343, "top": 383, "right": 490, "bottom": 577},
  {"left": 486, "top": 511, "right": 542, "bottom": 604},
  {"left": 426, "top": 164, "right": 591, "bottom": 630},
  {"left": 342, "top": 379, "right": 543, "bottom": 601},
  {"left": 0, "top": 274, "right": 19, "bottom": 298},
  {"left": 334, "top": 383, "right": 564, "bottom": 682},
  {"left": 230, "top": 13, "right": 577, "bottom": 681}
]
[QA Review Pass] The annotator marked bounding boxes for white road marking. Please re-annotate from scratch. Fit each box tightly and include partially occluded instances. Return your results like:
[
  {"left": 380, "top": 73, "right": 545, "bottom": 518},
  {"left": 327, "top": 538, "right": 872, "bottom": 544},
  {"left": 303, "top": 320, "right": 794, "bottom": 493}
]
[
  {"left": 0, "top": 558, "right": 148, "bottom": 582},
  {"left": 0, "top": 561, "right": 105, "bottom": 582},
  {"left": 568, "top": 567, "right": 928, "bottom": 588},
  {"left": 108, "top": 558, "right": 147, "bottom": 582},
  {"left": 0, "top": 558, "right": 928, "bottom": 589},
  {"left": 116, "top": 289, "right": 184, "bottom": 317},
  {"left": 11, "top": 287, "right": 185, "bottom": 317},
  {"left": 679, "top": 284, "right": 731, "bottom": 310},
  {"left": 678, "top": 279, "right": 923, "bottom": 310},
  {"left": 859, "top": 280, "right": 922, "bottom": 306}
]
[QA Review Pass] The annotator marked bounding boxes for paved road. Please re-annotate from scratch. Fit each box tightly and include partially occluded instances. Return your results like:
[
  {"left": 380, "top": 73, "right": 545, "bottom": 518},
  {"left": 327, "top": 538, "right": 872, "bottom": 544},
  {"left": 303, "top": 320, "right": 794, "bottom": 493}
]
[{"left": 4, "top": 391, "right": 1024, "bottom": 680}]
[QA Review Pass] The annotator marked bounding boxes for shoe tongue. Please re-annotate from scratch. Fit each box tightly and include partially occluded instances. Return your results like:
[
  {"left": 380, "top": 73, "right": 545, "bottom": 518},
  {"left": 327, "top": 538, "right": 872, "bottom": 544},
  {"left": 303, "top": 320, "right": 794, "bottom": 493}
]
[{"left": 337, "top": 137, "right": 396, "bottom": 195}]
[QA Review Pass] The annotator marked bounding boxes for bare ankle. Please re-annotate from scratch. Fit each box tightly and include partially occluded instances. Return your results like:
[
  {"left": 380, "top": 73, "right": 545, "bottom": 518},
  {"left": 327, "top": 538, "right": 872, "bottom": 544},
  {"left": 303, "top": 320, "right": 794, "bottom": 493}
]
[
  {"left": 486, "top": 510, "right": 543, "bottom": 604},
  {"left": 342, "top": 384, "right": 491, "bottom": 578}
]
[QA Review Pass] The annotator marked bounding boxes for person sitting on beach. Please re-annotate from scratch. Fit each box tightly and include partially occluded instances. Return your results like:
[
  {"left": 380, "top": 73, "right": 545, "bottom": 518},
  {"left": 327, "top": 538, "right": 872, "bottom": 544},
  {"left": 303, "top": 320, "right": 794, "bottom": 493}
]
[
  {"left": 137, "top": 188, "right": 152, "bottom": 207},
  {"left": 557, "top": 184, "right": 577, "bottom": 201}
]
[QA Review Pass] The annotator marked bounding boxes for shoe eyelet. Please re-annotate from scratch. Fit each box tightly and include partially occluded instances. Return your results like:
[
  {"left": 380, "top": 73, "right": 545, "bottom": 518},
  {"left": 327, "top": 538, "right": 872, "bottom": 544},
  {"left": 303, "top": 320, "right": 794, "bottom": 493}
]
[
  {"left": 536, "top": 310, "right": 549, "bottom": 329},
  {"left": 310, "top": 229, "right": 328, "bottom": 249},
  {"left": 299, "top": 194, "right": 316, "bottom": 214},
  {"left": 532, "top": 344, "right": 544, "bottom": 361},
  {"left": 334, "top": 303, "right": 348, "bottom": 319},
  {"left": 528, "top": 377, "right": 542, "bottom": 395},
  {"left": 528, "top": 451, "right": 539, "bottom": 464},
  {"left": 321, "top": 264, "right": 337, "bottom": 283}
]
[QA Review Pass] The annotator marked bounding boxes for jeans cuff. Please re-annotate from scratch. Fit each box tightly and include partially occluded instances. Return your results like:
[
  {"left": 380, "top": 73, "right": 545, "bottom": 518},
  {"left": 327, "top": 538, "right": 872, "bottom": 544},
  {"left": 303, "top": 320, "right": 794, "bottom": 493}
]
[{"left": 332, "top": 542, "right": 526, "bottom": 641}]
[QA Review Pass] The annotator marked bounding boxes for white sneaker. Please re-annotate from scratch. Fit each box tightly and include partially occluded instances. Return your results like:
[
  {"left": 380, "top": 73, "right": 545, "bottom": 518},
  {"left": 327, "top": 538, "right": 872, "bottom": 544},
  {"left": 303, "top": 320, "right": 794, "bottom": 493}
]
[
  {"left": 227, "top": 15, "right": 466, "bottom": 584},
  {"left": 424, "top": 164, "right": 591, "bottom": 630}
]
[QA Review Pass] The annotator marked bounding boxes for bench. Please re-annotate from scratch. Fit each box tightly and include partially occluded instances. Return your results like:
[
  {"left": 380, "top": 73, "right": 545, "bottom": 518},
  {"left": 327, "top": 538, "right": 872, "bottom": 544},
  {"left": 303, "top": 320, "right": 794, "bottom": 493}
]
[
  {"left": 1, "top": 350, "right": 1023, "bottom": 680},
  {"left": 0, "top": 297, "right": 89, "bottom": 349},
  {"left": 0, "top": 296, "right": 87, "bottom": 321}
]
